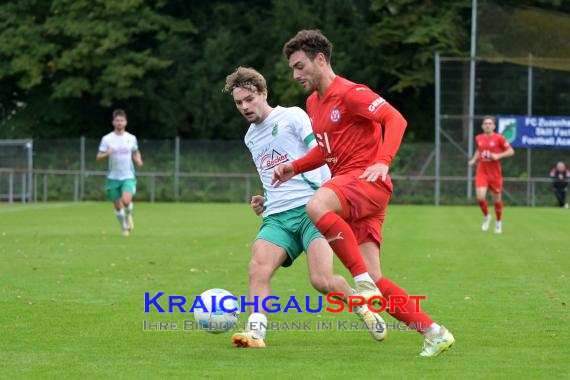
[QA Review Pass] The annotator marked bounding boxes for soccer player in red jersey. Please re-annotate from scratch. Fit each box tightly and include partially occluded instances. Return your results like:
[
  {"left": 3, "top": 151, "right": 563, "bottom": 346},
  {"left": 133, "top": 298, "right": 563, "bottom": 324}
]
[
  {"left": 468, "top": 116, "right": 515, "bottom": 234},
  {"left": 273, "top": 29, "right": 454, "bottom": 356}
]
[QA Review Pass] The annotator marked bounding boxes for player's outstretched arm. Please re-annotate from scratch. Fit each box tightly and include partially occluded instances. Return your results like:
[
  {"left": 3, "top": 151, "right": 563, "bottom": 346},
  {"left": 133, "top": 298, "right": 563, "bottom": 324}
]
[
  {"left": 272, "top": 147, "right": 325, "bottom": 187},
  {"left": 375, "top": 104, "right": 407, "bottom": 165},
  {"left": 468, "top": 150, "right": 480, "bottom": 166},
  {"left": 272, "top": 163, "right": 295, "bottom": 188},
  {"left": 133, "top": 151, "right": 143, "bottom": 166},
  {"left": 358, "top": 102, "right": 406, "bottom": 182},
  {"left": 343, "top": 87, "right": 406, "bottom": 177}
]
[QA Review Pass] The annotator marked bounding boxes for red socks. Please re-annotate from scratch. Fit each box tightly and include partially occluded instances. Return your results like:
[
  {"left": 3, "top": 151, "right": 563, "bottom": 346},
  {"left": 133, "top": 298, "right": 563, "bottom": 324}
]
[
  {"left": 315, "top": 212, "right": 368, "bottom": 277},
  {"left": 316, "top": 213, "right": 437, "bottom": 334},
  {"left": 377, "top": 277, "right": 434, "bottom": 333},
  {"left": 494, "top": 201, "right": 503, "bottom": 221},
  {"left": 478, "top": 199, "right": 489, "bottom": 216},
  {"left": 479, "top": 199, "right": 503, "bottom": 220}
]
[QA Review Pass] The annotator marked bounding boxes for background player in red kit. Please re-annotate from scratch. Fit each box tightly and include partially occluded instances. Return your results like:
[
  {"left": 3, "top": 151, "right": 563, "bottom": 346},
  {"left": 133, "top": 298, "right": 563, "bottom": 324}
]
[
  {"left": 273, "top": 29, "right": 454, "bottom": 357},
  {"left": 468, "top": 116, "right": 515, "bottom": 234}
]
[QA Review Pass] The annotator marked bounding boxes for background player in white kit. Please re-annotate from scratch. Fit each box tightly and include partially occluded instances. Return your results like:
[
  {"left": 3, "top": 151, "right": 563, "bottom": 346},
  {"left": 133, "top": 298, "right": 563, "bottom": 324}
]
[
  {"left": 223, "top": 67, "right": 386, "bottom": 348},
  {"left": 96, "top": 109, "right": 143, "bottom": 236}
]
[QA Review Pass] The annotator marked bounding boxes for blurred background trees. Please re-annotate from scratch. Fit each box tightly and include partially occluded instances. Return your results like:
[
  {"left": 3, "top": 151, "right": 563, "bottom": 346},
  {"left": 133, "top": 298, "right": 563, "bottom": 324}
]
[{"left": 0, "top": 0, "right": 568, "bottom": 141}]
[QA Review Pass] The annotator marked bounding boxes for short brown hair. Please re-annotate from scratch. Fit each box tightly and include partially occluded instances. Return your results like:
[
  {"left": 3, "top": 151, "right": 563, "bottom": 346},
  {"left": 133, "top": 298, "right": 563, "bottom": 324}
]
[
  {"left": 113, "top": 109, "right": 127, "bottom": 120},
  {"left": 482, "top": 115, "right": 496, "bottom": 124},
  {"left": 283, "top": 29, "right": 333, "bottom": 62},
  {"left": 223, "top": 67, "right": 267, "bottom": 94}
]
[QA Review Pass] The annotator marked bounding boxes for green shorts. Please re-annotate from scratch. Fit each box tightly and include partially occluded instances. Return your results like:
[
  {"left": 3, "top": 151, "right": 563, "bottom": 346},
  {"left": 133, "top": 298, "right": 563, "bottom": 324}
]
[
  {"left": 256, "top": 205, "right": 323, "bottom": 267},
  {"left": 105, "top": 178, "right": 137, "bottom": 201}
]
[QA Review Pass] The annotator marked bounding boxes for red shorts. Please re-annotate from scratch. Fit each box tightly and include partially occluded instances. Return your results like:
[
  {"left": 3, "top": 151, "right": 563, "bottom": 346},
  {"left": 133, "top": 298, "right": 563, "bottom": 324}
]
[
  {"left": 322, "top": 171, "right": 393, "bottom": 246},
  {"left": 476, "top": 163, "right": 503, "bottom": 193},
  {"left": 475, "top": 174, "right": 503, "bottom": 193}
]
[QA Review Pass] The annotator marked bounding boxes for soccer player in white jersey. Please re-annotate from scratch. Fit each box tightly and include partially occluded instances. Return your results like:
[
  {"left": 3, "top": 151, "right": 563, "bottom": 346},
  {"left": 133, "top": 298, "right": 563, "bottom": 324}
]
[
  {"left": 223, "top": 67, "right": 386, "bottom": 348},
  {"left": 96, "top": 109, "right": 143, "bottom": 236}
]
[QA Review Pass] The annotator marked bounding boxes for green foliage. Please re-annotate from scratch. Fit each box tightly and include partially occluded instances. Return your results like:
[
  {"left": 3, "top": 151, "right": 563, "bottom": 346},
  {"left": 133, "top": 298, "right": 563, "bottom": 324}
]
[
  {"left": 367, "top": 0, "right": 471, "bottom": 93},
  {"left": 0, "top": 0, "right": 567, "bottom": 141},
  {"left": 0, "top": 0, "right": 195, "bottom": 137}
]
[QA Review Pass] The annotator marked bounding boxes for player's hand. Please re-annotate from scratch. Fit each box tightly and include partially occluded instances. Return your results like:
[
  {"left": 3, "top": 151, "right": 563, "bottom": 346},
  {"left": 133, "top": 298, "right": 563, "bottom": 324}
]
[
  {"left": 135, "top": 158, "right": 143, "bottom": 167},
  {"left": 489, "top": 153, "right": 500, "bottom": 161},
  {"left": 106, "top": 148, "right": 113, "bottom": 157},
  {"left": 272, "top": 163, "right": 295, "bottom": 188},
  {"left": 359, "top": 163, "right": 389, "bottom": 182},
  {"left": 468, "top": 159, "right": 476, "bottom": 167},
  {"left": 250, "top": 195, "right": 264, "bottom": 216}
]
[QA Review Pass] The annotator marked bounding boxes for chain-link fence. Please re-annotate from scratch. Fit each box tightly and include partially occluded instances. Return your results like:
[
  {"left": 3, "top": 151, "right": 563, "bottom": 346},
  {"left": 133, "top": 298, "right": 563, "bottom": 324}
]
[
  {"left": 27, "top": 139, "right": 260, "bottom": 203},
  {"left": 435, "top": 55, "right": 570, "bottom": 207},
  {"left": 0, "top": 136, "right": 567, "bottom": 206}
]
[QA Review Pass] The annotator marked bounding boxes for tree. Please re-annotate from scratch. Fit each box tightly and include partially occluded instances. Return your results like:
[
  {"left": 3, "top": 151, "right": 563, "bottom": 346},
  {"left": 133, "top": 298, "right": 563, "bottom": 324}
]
[
  {"left": 367, "top": 0, "right": 471, "bottom": 93},
  {"left": 0, "top": 0, "right": 194, "bottom": 138}
]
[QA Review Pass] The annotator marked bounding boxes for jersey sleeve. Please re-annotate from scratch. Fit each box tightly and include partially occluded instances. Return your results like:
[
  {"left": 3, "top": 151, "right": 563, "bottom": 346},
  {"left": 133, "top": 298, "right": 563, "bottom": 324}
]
[
  {"left": 344, "top": 86, "right": 407, "bottom": 165},
  {"left": 132, "top": 136, "right": 139, "bottom": 152},
  {"left": 344, "top": 86, "right": 389, "bottom": 120},
  {"left": 499, "top": 135, "right": 511, "bottom": 150},
  {"left": 291, "top": 107, "right": 315, "bottom": 147},
  {"left": 291, "top": 147, "right": 326, "bottom": 174},
  {"left": 98, "top": 136, "right": 108, "bottom": 153}
]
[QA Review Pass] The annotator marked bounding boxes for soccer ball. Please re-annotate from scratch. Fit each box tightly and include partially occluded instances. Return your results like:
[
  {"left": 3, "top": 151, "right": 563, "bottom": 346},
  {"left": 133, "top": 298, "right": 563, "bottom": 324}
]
[{"left": 194, "top": 288, "right": 240, "bottom": 334}]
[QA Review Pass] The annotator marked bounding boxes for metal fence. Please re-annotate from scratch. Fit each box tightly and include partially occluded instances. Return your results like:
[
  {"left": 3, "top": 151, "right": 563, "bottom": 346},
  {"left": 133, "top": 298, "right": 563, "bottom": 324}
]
[
  {"left": 0, "top": 139, "right": 261, "bottom": 203},
  {"left": 434, "top": 55, "right": 570, "bottom": 206},
  {"left": 0, "top": 138, "right": 566, "bottom": 207}
]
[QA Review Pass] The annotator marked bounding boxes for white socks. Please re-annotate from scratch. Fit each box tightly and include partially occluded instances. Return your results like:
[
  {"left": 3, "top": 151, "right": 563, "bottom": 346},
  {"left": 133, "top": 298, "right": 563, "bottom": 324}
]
[
  {"left": 247, "top": 313, "right": 268, "bottom": 339},
  {"left": 115, "top": 203, "right": 133, "bottom": 231},
  {"left": 354, "top": 273, "right": 375, "bottom": 284},
  {"left": 424, "top": 322, "right": 442, "bottom": 337},
  {"left": 125, "top": 202, "right": 133, "bottom": 217},
  {"left": 115, "top": 208, "right": 128, "bottom": 230}
]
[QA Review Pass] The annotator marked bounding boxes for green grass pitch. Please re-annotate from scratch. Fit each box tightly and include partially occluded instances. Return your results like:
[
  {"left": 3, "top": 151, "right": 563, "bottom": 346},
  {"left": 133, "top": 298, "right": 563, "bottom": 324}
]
[{"left": 1, "top": 203, "right": 568, "bottom": 379}]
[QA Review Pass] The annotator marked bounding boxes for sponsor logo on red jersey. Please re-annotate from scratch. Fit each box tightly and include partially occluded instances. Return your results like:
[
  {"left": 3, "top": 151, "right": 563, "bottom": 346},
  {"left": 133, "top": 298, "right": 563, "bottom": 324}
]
[{"left": 368, "top": 97, "right": 386, "bottom": 113}]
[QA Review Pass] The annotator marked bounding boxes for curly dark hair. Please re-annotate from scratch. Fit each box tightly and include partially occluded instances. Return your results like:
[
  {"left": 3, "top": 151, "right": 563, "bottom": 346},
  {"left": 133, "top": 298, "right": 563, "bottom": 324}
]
[
  {"left": 282, "top": 29, "right": 333, "bottom": 62},
  {"left": 223, "top": 67, "right": 267, "bottom": 94}
]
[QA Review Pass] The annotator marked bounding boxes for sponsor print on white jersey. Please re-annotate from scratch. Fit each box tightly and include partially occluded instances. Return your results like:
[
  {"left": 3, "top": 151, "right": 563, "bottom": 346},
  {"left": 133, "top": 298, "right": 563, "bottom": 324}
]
[
  {"left": 244, "top": 106, "right": 330, "bottom": 217},
  {"left": 98, "top": 131, "right": 139, "bottom": 180}
]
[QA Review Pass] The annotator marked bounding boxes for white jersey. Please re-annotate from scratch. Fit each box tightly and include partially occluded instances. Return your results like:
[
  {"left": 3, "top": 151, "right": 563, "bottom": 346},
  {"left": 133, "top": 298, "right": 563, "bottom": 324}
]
[
  {"left": 98, "top": 131, "right": 139, "bottom": 180},
  {"left": 245, "top": 106, "right": 330, "bottom": 217}
]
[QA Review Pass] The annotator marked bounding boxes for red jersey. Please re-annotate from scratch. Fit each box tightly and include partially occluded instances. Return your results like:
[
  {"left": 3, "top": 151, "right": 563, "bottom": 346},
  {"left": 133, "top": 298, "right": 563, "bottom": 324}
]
[
  {"left": 305, "top": 76, "right": 407, "bottom": 177},
  {"left": 475, "top": 132, "right": 511, "bottom": 177}
]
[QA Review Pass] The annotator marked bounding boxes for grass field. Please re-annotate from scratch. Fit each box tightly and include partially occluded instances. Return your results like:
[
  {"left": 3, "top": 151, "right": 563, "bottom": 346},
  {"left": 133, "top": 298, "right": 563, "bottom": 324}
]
[{"left": 1, "top": 202, "right": 568, "bottom": 379}]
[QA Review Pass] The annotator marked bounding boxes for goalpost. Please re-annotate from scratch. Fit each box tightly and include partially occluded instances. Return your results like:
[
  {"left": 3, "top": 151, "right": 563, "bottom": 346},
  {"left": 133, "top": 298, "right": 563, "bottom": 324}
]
[{"left": 0, "top": 139, "right": 33, "bottom": 203}]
